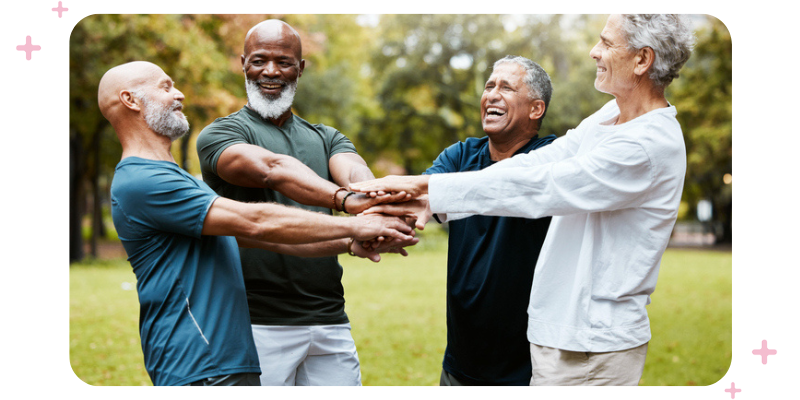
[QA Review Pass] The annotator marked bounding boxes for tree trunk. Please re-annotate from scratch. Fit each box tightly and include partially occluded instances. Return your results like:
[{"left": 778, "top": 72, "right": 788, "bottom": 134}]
[
  {"left": 69, "top": 134, "right": 85, "bottom": 263},
  {"left": 90, "top": 127, "right": 102, "bottom": 258}
]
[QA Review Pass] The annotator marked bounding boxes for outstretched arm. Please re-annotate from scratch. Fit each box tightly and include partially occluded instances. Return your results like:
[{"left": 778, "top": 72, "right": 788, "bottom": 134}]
[
  {"left": 216, "top": 143, "right": 348, "bottom": 210},
  {"left": 201, "top": 197, "right": 415, "bottom": 244},
  {"left": 236, "top": 234, "right": 419, "bottom": 263}
]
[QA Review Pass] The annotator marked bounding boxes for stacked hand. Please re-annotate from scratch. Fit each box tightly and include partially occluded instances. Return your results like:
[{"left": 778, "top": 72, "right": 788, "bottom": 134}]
[
  {"left": 349, "top": 175, "right": 431, "bottom": 199},
  {"left": 345, "top": 175, "right": 433, "bottom": 262}
]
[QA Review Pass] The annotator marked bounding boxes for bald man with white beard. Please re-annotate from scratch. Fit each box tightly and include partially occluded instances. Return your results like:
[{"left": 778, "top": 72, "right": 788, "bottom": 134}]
[{"left": 99, "top": 61, "right": 415, "bottom": 386}]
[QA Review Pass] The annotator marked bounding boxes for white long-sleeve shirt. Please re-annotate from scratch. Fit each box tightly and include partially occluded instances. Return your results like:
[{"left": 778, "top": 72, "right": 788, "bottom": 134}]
[{"left": 429, "top": 100, "right": 686, "bottom": 352}]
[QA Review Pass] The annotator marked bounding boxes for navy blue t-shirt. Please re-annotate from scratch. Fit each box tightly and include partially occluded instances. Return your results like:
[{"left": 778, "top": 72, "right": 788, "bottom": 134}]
[
  {"left": 110, "top": 157, "right": 260, "bottom": 386},
  {"left": 424, "top": 135, "right": 555, "bottom": 385}
]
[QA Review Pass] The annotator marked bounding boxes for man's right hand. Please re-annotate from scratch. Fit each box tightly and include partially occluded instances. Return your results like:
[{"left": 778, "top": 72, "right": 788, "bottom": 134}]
[
  {"left": 361, "top": 196, "right": 433, "bottom": 230},
  {"left": 350, "top": 213, "right": 416, "bottom": 242}
]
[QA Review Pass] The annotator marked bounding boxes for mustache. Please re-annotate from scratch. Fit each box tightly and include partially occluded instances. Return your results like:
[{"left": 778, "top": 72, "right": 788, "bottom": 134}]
[{"left": 250, "top": 78, "right": 288, "bottom": 86}]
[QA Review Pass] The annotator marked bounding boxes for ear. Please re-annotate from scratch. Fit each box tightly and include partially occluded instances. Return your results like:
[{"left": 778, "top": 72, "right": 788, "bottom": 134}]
[
  {"left": 634, "top": 47, "right": 655, "bottom": 77},
  {"left": 119, "top": 90, "right": 142, "bottom": 112},
  {"left": 298, "top": 59, "right": 306, "bottom": 78},
  {"left": 529, "top": 99, "right": 546, "bottom": 122}
]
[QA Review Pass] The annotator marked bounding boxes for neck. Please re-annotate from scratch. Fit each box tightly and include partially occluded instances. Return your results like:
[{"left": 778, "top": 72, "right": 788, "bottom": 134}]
[
  {"left": 119, "top": 128, "right": 177, "bottom": 163},
  {"left": 488, "top": 130, "right": 538, "bottom": 161},
  {"left": 613, "top": 85, "right": 668, "bottom": 125}
]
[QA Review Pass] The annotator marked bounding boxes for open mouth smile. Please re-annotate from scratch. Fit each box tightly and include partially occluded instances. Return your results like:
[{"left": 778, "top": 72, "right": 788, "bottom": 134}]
[{"left": 485, "top": 107, "right": 506, "bottom": 118}]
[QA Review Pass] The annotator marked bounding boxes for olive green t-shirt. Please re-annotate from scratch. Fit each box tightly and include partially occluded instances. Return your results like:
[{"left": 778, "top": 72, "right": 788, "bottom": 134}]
[{"left": 196, "top": 106, "right": 357, "bottom": 325}]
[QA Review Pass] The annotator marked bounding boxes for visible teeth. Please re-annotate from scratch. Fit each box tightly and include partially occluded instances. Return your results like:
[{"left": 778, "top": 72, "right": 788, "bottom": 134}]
[{"left": 487, "top": 107, "right": 505, "bottom": 115}]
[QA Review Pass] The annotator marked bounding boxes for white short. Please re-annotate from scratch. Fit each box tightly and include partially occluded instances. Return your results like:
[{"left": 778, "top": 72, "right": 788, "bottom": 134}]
[
  {"left": 530, "top": 342, "right": 649, "bottom": 386},
  {"left": 250, "top": 323, "right": 362, "bottom": 386}
]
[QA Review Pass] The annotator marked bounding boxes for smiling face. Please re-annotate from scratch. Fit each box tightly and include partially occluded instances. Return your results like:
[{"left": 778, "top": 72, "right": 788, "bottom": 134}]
[
  {"left": 480, "top": 62, "right": 537, "bottom": 137},
  {"left": 241, "top": 21, "right": 304, "bottom": 102},
  {"left": 589, "top": 14, "right": 638, "bottom": 96}
]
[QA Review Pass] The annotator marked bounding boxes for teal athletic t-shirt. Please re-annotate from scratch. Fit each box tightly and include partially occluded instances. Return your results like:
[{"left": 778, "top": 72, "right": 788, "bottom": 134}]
[
  {"left": 196, "top": 107, "right": 357, "bottom": 325},
  {"left": 110, "top": 157, "right": 260, "bottom": 386}
]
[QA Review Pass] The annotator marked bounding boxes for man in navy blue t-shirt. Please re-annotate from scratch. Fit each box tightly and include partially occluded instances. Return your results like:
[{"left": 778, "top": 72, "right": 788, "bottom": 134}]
[
  {"left": 98, "top": 61, "right": 416, "bottom": 386},
  {"left": 367, "top": 56, "right": 555, "bottom": 385}
]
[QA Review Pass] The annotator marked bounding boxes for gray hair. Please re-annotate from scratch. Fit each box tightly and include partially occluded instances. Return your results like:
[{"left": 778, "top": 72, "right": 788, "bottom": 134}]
[
  {"left": 619, "top": 14, "right": 696, "bottom": 88},
  {"left": 493, "top": 55, "right": 553, "bottom": 127}
]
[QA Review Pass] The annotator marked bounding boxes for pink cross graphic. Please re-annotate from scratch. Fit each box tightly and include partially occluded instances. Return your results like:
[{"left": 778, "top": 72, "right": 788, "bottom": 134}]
[
  {"left": 16, "top": 36, "right": 41, "bottom": 60},
  {"left": 752, "top": 339, "right": 777, "bottom": 364},
  {"left": 725, "top": 382, "right": 741, "bottom": 399},
  {"left": 52, "top": 1, "right": 68, "bottom": 18}
]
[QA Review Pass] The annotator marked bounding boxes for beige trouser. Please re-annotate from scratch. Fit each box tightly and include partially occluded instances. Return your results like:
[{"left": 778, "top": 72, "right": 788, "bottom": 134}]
[{"left": 529, "top": 342, "right": 648, "bottom": 386}]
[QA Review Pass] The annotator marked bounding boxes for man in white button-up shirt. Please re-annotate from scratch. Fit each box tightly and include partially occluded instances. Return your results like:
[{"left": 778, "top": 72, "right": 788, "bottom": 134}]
[{"left": 352, "top": 15, "right": 695, "bottom": 385}]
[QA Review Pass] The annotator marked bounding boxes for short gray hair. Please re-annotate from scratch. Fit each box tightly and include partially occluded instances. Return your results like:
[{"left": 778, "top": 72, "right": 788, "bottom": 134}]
[
  {"left": 619, "top": 14, "right": 696, "bottom": 88},
  {"left": 493, "top": 55, "right": 553, "bottom": 128}
]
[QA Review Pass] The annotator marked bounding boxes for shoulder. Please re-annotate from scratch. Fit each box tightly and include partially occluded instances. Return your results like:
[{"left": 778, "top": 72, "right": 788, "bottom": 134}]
[
  {"left": 445, "top": 136, "right": 487, "bottom": 157},
  {"left": 426, "top": 137, "right": 487, "bottom": 174},
  {"left": 112, "top": 159, "right": 179, "bottom": 201},
  {"left": 302, "top": 117, "right": 344, "bottom": 137},
  {"left": 198, "top": 109, "right": 251, "bottom": 139}
]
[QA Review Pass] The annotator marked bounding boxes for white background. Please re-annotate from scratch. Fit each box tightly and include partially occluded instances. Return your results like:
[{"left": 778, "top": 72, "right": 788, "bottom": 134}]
[{"left": 2, "top": 1, "right": 790, "bottom": 399}]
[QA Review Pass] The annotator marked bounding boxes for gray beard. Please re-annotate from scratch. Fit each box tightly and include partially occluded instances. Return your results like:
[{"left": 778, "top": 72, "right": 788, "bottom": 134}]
[
  {"left": 142, "top": 98, "right": 190, "bottom": 141},
  {"left": 245, "top": 78, "right": 297, "bottom": 120}
]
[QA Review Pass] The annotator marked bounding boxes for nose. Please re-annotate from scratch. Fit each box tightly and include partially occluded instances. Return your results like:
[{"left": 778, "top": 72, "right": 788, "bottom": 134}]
[
  {"left": 485, "top": 85, "right": 501, "bottom": 103},
  {"left": 262, "top": 61, "right": 281, "bottom": 78},
  {"left": 589, "top": 41, "right": 601, "bottom": 61},
  {"left": 173, "top": 88, "right": 185, "bottom": 102}
]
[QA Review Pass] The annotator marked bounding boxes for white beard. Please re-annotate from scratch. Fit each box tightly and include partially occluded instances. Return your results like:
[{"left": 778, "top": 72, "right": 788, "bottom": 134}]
[
  {"left": 143, "top": 98, "right": 190, "bottom": 141},
  {"left": 245, "top": 78, "right": 297, "bottom": 120}
]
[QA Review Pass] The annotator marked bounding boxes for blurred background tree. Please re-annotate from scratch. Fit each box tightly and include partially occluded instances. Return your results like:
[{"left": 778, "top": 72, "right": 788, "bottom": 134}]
[
  {"left": 668, "top": 17, "right": 733, "bottom": 244},
  {"left": 69, "top": 14, "right": 732, "bottom": 261}
]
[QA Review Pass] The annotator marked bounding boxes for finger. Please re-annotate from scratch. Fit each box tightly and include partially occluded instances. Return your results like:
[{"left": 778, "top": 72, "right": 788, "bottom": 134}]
[{"left": 415, "top": 212, "right": 432, "bottom": 230}]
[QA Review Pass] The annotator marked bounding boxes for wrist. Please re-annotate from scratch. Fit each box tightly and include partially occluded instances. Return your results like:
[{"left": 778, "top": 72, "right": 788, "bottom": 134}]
[
  {"left": 341, "top": 191, "right": 356, "bottom": 214},
  {"left": 347, "top": 237, "right": 357, "bottom": 256},
  {"left": 332, "top": 187, "right": 348, "bottom": 211}
]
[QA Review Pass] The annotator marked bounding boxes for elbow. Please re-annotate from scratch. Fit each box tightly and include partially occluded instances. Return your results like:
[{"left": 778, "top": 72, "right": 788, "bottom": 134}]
[
  {"left": 241, "top": 208, "right": 277, "bottom": 242},
  {"left": 261, "top": 156, "right": 290, "bottom": 189}
]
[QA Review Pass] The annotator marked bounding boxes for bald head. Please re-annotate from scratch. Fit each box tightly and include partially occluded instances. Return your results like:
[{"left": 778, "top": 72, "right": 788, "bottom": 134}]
[
  {"left": 243, "top": 19, "right": 302, "bottom": 60},
  {"left": 98, "top": 61, "right": 165, "bottom": 123}
]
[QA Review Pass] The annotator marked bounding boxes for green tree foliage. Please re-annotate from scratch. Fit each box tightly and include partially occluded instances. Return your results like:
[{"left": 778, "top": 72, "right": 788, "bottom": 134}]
[
  {"left": 359, "top": 15, "right": 610, "bottom": 174},
  {"left": 668, "top": 16, "right": 732, "bottom": 242},
  {"left": 69, "top": 14, "right": 733, "bottom": 259},
  {"left": 69, "top": 14, "right": 241, "bottom": 260}
]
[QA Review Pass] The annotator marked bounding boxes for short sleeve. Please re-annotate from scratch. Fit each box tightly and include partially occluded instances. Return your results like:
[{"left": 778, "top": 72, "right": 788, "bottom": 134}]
[
  {"left": 196, "top": 118, "right": 249, "bottom": 176},
  {"left": 114, "top": 166, "right": 218, "bottom": 239},
  {"left": 424, "top": 142, "right": 462, "bottom": 175},
  {"left": 324, "top": 126, "right": 358, "bottom": 158}
]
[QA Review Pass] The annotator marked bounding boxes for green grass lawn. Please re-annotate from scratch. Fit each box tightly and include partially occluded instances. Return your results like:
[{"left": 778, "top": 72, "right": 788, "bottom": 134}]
[{"left": 69, "top": 236, "right": 730, "bottom": 386}]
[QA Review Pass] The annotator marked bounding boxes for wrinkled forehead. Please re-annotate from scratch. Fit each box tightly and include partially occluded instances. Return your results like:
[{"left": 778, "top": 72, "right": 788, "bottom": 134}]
[{"left": 488, "top": 62, "right": 526, "bottom": 83}]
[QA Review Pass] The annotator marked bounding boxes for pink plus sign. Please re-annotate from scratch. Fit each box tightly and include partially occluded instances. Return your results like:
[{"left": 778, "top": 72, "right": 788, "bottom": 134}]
[
  {"left": 16, "top": 36, "right": 41, "bottom": 61},
  {"left": 725, "top": 382, "right": 741, "bottom": 399},
  {"left": 752, "top": 339, "right": 777, "bottom": 364},
  {"left": 52, "top": 1, "right": 68, "bottom": 18}
]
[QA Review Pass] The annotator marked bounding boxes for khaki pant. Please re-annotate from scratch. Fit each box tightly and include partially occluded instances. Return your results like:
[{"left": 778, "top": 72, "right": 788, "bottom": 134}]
[{"left": 529, "top": 342, "right": 648, "bottom": 386}]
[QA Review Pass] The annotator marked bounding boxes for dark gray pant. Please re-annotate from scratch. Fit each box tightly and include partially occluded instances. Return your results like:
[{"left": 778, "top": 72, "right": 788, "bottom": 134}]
[
  {"left": 439, "top": 369, "right": 469, "bottom": 386},
  {"left": 185, "top": 373, "right": 261, "bottom": 386}
]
